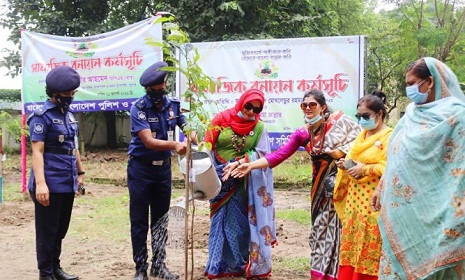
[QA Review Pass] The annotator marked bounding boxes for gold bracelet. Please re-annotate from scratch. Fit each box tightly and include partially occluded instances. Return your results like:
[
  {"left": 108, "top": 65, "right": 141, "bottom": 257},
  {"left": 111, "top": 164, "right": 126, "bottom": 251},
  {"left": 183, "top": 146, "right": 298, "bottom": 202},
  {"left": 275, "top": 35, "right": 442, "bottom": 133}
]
[{"left": 376, "top": 187, "right": 382, "bottom": 192}]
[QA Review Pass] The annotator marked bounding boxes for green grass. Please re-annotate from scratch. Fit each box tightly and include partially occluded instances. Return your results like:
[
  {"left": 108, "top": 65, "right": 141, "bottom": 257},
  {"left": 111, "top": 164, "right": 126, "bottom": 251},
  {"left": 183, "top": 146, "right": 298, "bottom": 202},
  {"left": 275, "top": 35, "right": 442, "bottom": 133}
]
[
  {"left": 69, "top": 193, "right": 130, "bottom": 242},
  {"left": 1, "top": 182, "right": 27, "bottom": 202},
  {"left": 273, "top": 256, "right": 310, "bottom": 276},
  {"left": 275, "top": 209, "right": 311, "bottom": 226},
  {"left": 1, "top": 150, "right": 313, "bottom": 191}
]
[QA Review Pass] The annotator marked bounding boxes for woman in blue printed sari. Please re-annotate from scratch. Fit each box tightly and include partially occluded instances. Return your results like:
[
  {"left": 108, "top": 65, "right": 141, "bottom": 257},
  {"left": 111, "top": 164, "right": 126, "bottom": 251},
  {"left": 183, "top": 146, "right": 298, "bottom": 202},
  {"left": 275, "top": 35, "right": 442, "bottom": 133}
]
[
  {"left": 204, "top": 89, "right": 275, "bottom": 280},
  {"left": 371, "top": 57, "right": 465, "bottom": 279}
]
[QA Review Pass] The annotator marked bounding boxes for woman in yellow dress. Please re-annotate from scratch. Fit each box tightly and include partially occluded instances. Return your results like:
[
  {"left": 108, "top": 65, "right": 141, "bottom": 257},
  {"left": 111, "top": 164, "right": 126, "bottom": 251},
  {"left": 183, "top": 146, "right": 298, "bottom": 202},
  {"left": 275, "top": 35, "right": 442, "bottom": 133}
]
[{"left": 334, "top": 91, "right": 392, "bottom": 280}]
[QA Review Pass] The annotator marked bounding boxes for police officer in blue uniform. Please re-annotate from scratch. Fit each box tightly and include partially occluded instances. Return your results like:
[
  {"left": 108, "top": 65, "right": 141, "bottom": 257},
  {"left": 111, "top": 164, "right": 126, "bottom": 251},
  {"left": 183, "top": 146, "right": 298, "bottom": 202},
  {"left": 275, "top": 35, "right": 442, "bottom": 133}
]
[
  {"left": 128, "top": 61, "right": 195, "bottom": 280},
  {"left": 28, "top": 66, "right": 85, "bottom": 280}
]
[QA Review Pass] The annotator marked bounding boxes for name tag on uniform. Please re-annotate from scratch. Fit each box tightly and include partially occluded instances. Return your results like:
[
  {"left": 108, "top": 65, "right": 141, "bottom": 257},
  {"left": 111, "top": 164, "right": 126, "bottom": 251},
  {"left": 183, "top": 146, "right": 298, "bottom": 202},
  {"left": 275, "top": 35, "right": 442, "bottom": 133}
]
[
  {"left": 53, "top": 119, "right": 64, "bottom": 124},
  {"left": 168, "top": 130, "right": 174, "bottom": 141},
  {"left": 148, "top": 118, "right": 159, "bottom": 122}
]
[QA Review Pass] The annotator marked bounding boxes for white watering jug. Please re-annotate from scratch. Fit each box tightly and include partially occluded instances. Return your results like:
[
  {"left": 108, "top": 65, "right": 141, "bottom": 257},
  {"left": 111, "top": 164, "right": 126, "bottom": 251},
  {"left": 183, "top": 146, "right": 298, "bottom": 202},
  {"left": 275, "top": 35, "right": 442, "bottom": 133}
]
[{"left": 179, "top": 149, "right": 221, "bottom": 201}]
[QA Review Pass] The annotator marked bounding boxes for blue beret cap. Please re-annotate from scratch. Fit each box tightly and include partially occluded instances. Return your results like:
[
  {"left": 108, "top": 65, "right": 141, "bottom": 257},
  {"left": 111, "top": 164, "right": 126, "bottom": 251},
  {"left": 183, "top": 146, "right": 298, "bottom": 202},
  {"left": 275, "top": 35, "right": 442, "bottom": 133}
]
[
  {"left": 46, "top": 66, "right": 81, "bottom": 92},
  {"left": 139, "top": 61, "right": 168, "bottom": 87}
]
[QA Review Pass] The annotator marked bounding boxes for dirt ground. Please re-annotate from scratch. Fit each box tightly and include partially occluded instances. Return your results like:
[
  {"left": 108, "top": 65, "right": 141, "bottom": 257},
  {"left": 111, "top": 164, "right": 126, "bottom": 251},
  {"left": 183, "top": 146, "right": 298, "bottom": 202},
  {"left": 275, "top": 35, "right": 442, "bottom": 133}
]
[{"left": 0, "top": 181, "right": 311, "bottom": 280}]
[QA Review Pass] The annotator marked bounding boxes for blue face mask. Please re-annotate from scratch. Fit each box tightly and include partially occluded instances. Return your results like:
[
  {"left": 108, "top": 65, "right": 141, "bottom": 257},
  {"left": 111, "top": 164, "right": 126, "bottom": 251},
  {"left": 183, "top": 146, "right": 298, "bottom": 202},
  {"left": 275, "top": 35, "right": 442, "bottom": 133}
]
[
  {"left": 304, "top": 114, "right": 322, "bottom": 125},
  {"left": 238, "top": 111, "right": 256, "bottom": 121},
  {"left": 359, "top": 117, "right": 377, "bottom": 130},
  {"left": 406, "top": 80, "right": 428, "bottom": 104}
]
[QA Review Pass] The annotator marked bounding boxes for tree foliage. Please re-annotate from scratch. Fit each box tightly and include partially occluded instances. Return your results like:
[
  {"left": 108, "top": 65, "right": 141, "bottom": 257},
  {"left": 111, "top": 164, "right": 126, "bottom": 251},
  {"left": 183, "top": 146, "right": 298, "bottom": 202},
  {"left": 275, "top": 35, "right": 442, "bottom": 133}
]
[
  {"left": 155, "top": 0, "right": 332, "bottom": 42},
  {"left": 1, "top": 0, "right": 362, "bottom": 74},
  {"left": 1, "top": 0, "right": 464, "bottom": 129},
  {"left": 0, "top": 89, "right": 21, "bottom": 102},
  {"left": 384, "top": 0, "right": 465, "bottom": 79},
  {"left": 360, "top": 0, "right": 465, "bottom": 117}
]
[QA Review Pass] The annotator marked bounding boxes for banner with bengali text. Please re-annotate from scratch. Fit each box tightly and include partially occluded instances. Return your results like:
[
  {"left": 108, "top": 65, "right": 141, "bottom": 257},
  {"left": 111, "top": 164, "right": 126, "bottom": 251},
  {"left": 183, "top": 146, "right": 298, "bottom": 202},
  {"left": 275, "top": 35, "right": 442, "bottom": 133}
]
[
  {"left": 179, "top": 36, "right": 366, "bottom": 150},
  {"left": 21, "top": 17, "right": 163, "bottom": 114}
]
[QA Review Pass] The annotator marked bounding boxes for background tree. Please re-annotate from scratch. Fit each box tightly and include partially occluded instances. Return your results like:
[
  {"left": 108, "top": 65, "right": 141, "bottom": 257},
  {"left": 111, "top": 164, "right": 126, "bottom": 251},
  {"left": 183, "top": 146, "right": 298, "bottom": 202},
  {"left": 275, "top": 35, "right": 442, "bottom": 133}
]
[
  {"left": 1, "top": 0, "right": 357, "bottom": 148},
  {"left": 361, "top": 0, "right": 465, "bottom": 120},
  {"left": 2, "top": 0, "right": 465, "bottom": 143}
]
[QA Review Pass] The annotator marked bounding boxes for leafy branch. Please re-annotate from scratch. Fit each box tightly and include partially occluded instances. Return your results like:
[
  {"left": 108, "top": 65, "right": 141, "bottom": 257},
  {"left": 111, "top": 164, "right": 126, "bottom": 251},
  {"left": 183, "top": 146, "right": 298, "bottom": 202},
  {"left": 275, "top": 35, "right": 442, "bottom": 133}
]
[
  {"left": 143, "top": 14, "right": 220, "bottom": 280},
  {"left": 145, "top": 15, "right": 219, "bottom": 150}
]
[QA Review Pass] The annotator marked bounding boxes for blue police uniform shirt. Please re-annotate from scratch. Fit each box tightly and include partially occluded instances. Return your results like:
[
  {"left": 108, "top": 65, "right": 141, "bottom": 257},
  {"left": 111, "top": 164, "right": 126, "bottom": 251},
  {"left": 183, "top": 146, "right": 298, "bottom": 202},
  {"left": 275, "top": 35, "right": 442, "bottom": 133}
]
[
  {"left": 128, "top": 94, "right": 187, "bottom": 160},
  {"left": 27, "top": 100, "right": 79, "bottom": 193}
]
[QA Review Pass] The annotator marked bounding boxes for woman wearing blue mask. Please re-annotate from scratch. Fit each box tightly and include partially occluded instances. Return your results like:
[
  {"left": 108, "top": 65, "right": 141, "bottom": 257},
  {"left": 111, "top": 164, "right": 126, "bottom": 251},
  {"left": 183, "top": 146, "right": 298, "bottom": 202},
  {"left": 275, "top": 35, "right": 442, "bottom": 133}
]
[
  {"left": 334, "top": 90, "right": 392, "bottom": 280},
  {"left": 225, "top": 89, "right": 360, "bottom": 280},
  {"left": 371, "top": 57, "right": 465, "bottom": 279}
]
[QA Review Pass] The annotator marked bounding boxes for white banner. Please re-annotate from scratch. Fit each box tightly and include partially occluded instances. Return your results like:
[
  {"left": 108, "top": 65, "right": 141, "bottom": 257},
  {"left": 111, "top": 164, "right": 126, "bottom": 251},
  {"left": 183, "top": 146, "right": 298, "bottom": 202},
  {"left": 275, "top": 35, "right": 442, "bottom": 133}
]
[
  {"left": 179, "top": 36, "right": 365, "bottom": 150},
  {"left": 21, "top": 17, "right": 163, "bottom": 114}
]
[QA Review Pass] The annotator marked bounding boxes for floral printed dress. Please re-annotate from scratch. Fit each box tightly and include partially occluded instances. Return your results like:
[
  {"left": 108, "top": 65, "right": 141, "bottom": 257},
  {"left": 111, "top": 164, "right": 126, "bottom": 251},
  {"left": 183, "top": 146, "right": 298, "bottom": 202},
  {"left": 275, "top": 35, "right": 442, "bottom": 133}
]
[{"left": 334, "top": 127, "right": 392, "bottom": 279}]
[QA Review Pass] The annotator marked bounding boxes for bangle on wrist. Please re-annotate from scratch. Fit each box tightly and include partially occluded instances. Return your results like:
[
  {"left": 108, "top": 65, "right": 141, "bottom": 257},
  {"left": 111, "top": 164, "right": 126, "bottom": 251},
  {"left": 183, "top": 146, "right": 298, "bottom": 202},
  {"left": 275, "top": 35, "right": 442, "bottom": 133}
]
[
  {"left": 237, "top": 160, "right": 241, "bottom": 167},
  {"left": 376, "top": 187, "right": 382, "bottom": 192},
  {"left": 78, "top": 170, "right": 85, "bottom": 175}
]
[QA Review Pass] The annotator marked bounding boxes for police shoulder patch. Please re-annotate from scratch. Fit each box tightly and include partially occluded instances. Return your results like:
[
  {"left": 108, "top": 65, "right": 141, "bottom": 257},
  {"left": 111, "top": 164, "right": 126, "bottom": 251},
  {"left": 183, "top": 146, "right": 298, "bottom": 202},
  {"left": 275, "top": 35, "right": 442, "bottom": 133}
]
[
  {"left": 137, "top": 111, "right": 147, "bottom": 120},
  {"left": 34, "top": 123, "right": 44, "bottom": 134}
]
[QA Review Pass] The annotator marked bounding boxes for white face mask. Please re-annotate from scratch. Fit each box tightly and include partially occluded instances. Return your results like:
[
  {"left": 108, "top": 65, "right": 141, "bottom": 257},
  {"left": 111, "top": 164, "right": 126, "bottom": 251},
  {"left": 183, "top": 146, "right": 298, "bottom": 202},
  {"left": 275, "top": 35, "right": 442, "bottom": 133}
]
[
  {"left": 237, "top": 111, "right": 256, "bottom": 121},
  {"left": 304, "top": 114, "right": 322, "bottom": 125}
]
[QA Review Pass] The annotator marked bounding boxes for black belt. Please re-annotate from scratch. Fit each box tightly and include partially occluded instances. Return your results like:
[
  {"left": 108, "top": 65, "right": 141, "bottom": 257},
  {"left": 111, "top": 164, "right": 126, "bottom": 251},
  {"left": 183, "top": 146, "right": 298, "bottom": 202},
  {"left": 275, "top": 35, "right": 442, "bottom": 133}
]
[
  {"left": 130, "top": 156, "right": 170, "bottom": 166},
  {"left": 44, "top": 147, "right": 76, "bottom": 155}
]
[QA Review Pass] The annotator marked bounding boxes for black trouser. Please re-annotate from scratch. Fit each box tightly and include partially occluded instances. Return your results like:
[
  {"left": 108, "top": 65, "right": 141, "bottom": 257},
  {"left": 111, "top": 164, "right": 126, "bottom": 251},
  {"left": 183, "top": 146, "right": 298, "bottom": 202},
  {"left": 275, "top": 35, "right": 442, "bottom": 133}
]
[
  {"left": 30, "top": 191, "right": 75, "bottom": 277},
  {"left": 127, "top": 158, "right": 172, "bottom": 271}
]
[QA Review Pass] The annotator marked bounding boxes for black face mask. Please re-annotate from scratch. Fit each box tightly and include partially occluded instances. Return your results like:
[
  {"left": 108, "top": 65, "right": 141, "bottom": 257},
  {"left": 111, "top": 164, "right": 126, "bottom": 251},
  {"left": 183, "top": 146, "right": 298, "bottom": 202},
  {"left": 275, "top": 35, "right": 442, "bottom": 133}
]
[
  {"left": 146, "top": 88, "right": 167, "bottom": 104},
  {"left": 56, "top": 95, "right": 74, "bottom": 110}
]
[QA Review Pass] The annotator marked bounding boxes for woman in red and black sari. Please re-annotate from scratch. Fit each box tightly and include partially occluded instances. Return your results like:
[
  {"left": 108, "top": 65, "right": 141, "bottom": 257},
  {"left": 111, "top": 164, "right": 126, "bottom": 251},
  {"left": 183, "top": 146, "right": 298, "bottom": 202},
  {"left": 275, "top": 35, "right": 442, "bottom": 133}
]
[
  {"left": 204, "top": 89, "right": 275, "bottom": 280},
  {"left": 227, "top": 89, "right": 360, "bottom": 279}
]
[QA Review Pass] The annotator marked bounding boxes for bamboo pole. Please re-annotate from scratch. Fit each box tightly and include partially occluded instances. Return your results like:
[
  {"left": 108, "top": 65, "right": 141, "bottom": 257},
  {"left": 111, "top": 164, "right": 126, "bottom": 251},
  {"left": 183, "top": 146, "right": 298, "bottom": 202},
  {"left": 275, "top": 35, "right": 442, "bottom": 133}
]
[
  {"left": 0, "top": 134, "right": 3, "bottom": 203},
  {"left": 183, "top": 138, "right": 191, "bottom": 280}
]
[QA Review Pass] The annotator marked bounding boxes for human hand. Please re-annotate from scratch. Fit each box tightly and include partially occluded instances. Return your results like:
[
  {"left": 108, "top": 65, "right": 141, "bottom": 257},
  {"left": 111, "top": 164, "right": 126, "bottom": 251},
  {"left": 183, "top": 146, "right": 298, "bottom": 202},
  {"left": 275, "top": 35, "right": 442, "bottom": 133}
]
[
  {"left": 35, "top": 182, "right": 50, "bottom": 206},
  {"left": 370, "top": 189, "right": 382, "bottom": 211},
  {"left": 222, "top": 161, "right": 239, "bottom": 181},
  {"left": 346, "top": 162, "right": 364, "bottom": 179},
  {"left": 76, "top": 174, "right": 85, "bottom": 195},
  {"left": 231, "top": 163, "right": 252, "bottom": 178},
  {"left": 175, "top": 142, "right": 188, "bottom": 155},
  {"left": 336, "top": 158, "right": 345, "bottom": 169},
  {"left": 78, "top": 174, "right": 84, "bottom": 186},
  {"left": 370, "top": 177, "right": 384, "bottom": 211}
]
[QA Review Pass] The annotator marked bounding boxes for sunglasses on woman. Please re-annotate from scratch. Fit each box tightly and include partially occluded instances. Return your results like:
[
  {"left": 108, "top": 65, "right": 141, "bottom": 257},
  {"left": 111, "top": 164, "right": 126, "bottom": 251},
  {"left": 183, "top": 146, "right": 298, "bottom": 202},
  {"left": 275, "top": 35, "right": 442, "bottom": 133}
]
[
  {"left": 244, "top": 102, "right": 263, "bottom": 114},
  {"left": 300, "top": 102, "right": 318, "bottom": 110},
  {"left": 355, "top": 113, "right": 372, "bottom": 121}
]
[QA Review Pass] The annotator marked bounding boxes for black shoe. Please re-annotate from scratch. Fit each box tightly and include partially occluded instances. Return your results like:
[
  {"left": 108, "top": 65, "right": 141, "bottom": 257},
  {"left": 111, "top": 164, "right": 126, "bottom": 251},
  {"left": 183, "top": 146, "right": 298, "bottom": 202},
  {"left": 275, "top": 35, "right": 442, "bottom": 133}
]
[
  {"left": 133, "top": 269, "right": 148, "bottom": 280},
  {"left": 53, "top": 268, "right": 79, "bottom": 280},
  {"left": 39, "top": 276, "right": 57, "bottom": 280},
  {"left": 150, "top": 266, "right": 179, "bottom": 280}
]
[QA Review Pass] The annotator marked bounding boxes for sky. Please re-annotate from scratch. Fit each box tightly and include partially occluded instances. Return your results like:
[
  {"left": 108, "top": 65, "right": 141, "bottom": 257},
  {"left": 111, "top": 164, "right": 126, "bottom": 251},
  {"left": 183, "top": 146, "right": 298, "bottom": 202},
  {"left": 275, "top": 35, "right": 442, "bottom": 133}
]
[
  {"left": 0, "top": 26, "right": 21, "bottom": 89},
  {"left": 0, "top": 0, "right": 21, "bottom": 89}
]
